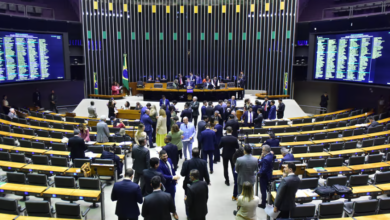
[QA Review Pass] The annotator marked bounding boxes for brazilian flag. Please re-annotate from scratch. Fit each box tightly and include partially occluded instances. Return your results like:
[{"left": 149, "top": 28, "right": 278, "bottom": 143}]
[
  {"left": 122, "top": 54, "right": 129, "bottom": 91},
  {"left": 94, "top": 72, "right": 98, "bottom": 94}
]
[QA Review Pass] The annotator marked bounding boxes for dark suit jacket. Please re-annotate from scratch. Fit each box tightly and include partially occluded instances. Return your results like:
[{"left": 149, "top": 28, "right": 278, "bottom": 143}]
[
  {"left": 159, "top": 99, "right": 170, "bottom": 107},
  {"left": 205, "top": 106, "right": 214, "bottom": 118},
  {"left": 186, "top": 181, "right": 208, "bottom": 219},
  {"left": 142, "top": 168, "right": 166, "bottom": 196},
  {"left": 214, "top": 105, "right": 223, "bottom": 115},
  {"left": 262, "top": 100, "right": 271, "bottom": 112},
  {"left": 201, "top": 106, "right": 207, "bottom": 118},
  {"left": 254, "top": 114, "right": 263, "bottom": 128},
  {"left": 367, "top": 121, "right": 379, "bottom": 129},
  {"left": 165, "top": 109, "right": 171, "bottom": 131},
  {"left": 265, "top": 138, "right": 280, "bottom": 147},
  {"left": 101, "top": 151, "right": 122, "bottom": 175},
  {"left": 199, "top": 129, "right": 217, "bottom": 151},
  {"left": 279, "top": 153, "right": 295, "bottom": 169},
  {"left": 214, "top": 124, "right": 223, "bottom": 145},
  {"left": 131, "top": 145, "right": 150, "bottom": 173},
  {"left": 252, "top": 104, "right": 262, "bottom": 118},
  {"left": 229, "top": 99, "right": 237, "bottom": 110},
  {"left": 162, "top": 143, "right": 178, "bottom": 169},
  {"left": 68, "top": 136, "right": 86, "bottom": 160},
  {"left": 33, "top": 92, "right": 41, "bottom": 104},
  {"left": 320, "top": 95, "right": 329, "bottom": 107},
  {"left": 157, "top": 159, "right": 176, "bottom": 189},
  {"left": 181, "top": 109, "right": 193, "bottom": 122},
  {"left": 219, "top": 135, "right": 239, "bottom": 159},
  {"left": 258, "top": 153, "right": 274, "bottom": 180},
  {"left": 277, "top": 103, "right": 285, "bottom": 115},
  {"left": 242, "top": 111, "right": 255, "bottom": 126},
  {"left": 141, "top": 114, "right": 153, "bottom": 132},
  {"left": 225, "top": 119, "right": 239, "bottom": 138},
  {"left": 190, "top": 101, "right": 200, "bottom": 117},
  {"left": 111, "top": 179, "right": 143, "bottom": 219},
  {"left": 49, "top": 94, "right": 57, "bottom": 104},
  {"left": 268, "top": 105, "right": 276, "bottom": 120},
  {"left": 142, "top": 190, "right": 176, "bottom": 220},
  {"left": 236, "top": 79, "right": 245, "bottom": 88},
  {"left": 274, "top": 175, "right": 301, "bottom": 211},
  {"left": 180, "top": 157, "right": 210, "bottom": 191},
  {"left": 197, "top": 120, "right": 207, "bottom": 141}
]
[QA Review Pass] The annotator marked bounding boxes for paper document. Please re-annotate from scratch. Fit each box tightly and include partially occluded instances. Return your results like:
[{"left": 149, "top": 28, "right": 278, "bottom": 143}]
[
  {"left": 296, "top": 190, "right": 308, "bottom": 198},
  {"left": 43, "top": 110, "right": 52, "bottom": 113},
  {"left": 182, "top": 139, "right": 191, "bottom": 142},
  {"left": 85, "top": 152, "right": 98, "bottom": 158},
  {"left": 117, "top": 142, "right": 132, "bottom": 146},
  {"left": 265, "top": 204, "right": 280, "bottom": 219},
  {"left": 86, "top": 141, "right": 96, "bottom": 145},
  {"left": 302, "top": 189, "right": 319, "bottom": 197}
]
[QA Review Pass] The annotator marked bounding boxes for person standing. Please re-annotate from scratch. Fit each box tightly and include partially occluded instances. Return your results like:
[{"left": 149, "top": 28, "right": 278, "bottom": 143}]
[
  {"left": 163, "top": 104, "right": 171, "bottom": 132},
  {"left": 241, "top": 106, "right": 254, "bottom": 127},
  {"left": 111, "top": 168, "right": 143, "bottom": 220},
  {"left": 186, "top": 169, "right": 209, "bottom": 220},
  {"left": 268, "top": 101, "right": 277, "bottom": 120},
  {"left": 213, "top": 120, "right": 223, "bottom": 164},
  {"left": 232, "top": 148, "right": 245, "bottom": 201},
  {"left": 237, "top": 75, "right": 245, "bottom": 99},
  {"left": 33, "top": 89, "right": 41, "bottom": 107},
  {"left": 239, "top": 71, "right": 247, "bottom": 98},
  {"left": 219, "top": 127, "right": 239, "bottom": 186},
  {"left": 162, "top": 135, "right": 179, "bottom": 171},
  {"left": 142, "top": 176, "right": 178, "bottom": 220},
  {"left": 68, "top": 129, "right": 87, "bottom": 162},
  {"left": 262, "top": 97, "right": 270, "bottom": 119},
  {"left": 156, "top": 109, "right": 167, "bottom": 147},
  {"left": 277, "top": 99, "right": 285, "bottom": 119},
  {"left": 157, "top": 150, "right": 180, "bottom": 206},
  {"left": 131, "top": 138, "right": 150, "bottom": 188},
  {"left": 180, "top": 117, "right": 196, "bottom": 160},
  {"left": 181, "top": 103, "right": 193, "bottom": 122},
  {"left": 205, "top": 101, "right": 214, "bottom": 119},
  {"left": 252, "top": 100, "right": 263, "bottom": 119},
  {"left": 197, "top": 116, "right": 208, "bottom": 154},
  {"left": 254, "top": 109, "right": 263, "bottom": 128},
  {"left": 107, "top": 99, "right": 116, "bottom": 119},
  {"left": 235, "top": 182, "right": 259, "bottom": 220},
  {"left": 88, "top": 101, "right": 98, "bottom": 118},
  {"left": 134, "top": 124, "right": 147, "bottom": 146},
  {"left": 258, "top": 145, "right": 274, "bottom": 208},
  {"left": 168, "top": 124, "right": 184, "bottom": 165},
  {"left": 160, "top": 95, "right": 170, "bottom": 107},
  {"left": 229, "top": 96, "right": 237, "bottom": 111},
  {"left": 140, "top": 103, "right": 151, "bottom": 118},
  {"left": 149, "top": 105, "right": 158, "bottom": 143},
  {"left": 141, "top": 109, "right": 154, "bottom": 148},
  {"left": 49, "top": 90, "right": 58, "bottom": 113},
  {"left": 96, "top": 115, "right": 110, "bottom": 143},
  {"left": 235, "top": 145, "right": 258, "bottom": 195},
  {"left": 320, "top": 92, "right": 329, "bottom": 114},
  {"left": 201, "top": 101, "right": 207, "bottom": 119},
  {"left": 2, "top": 95, "right": 10, "bottom": 114},
  {"left": 169, "top": 106, "right": 177, "bottom": 130},
  {"left": 190, "top": 96, "right": 200, "bottom": 128},
  {"left": 273, "top": 163, "right": 301, "bottom": 218},
  {"left": 199, "top": 123, "right": 217, "bottom": 174},
  {"left": 213, "top": 110, "right": 223, "bottom": 126},
  {"left": 142, "top": 158, "right": 166, "bottom": 196},
  {"left": 225, "top": 115, "right": 240, "bottom": 138},
  {"left": 214, "top": 100, "right": 224, "bottom": 120},
  {"left": 78, "top": 123, "right": 90, "bottom": 142}
]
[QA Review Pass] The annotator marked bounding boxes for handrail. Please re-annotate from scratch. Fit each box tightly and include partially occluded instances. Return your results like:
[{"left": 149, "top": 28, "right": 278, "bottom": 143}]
[
  {"left": 0, "top": 1, "right": 55, "bottom": 19},
  {"left": 322, "top": 0, "right": 388, "bottom": 19}
]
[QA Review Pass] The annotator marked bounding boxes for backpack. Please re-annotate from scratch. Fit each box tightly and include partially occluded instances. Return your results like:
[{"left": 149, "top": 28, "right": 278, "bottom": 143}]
[
  {"left": 332, "top": 184, "right": 353, "bottom": 196},
  {"left": 314, "top": 186, "right": 336, "bottom": 197}
]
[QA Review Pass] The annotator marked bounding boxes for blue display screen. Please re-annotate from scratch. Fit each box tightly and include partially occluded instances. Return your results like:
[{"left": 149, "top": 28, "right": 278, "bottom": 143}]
[
  {"left": 0, "top": 31, "right": 65, "bottom": 84},
  {"left": 314, "top": 30, "right": 390, "bottom": 86}
]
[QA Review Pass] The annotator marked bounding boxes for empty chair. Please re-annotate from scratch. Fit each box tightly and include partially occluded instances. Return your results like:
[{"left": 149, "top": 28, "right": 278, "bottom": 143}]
[
  {"left": 56, "top": 202, "right": 89, "bottom": 219},
  {"left": 386, "top": 123, "right": 390, "bottom": 131},
  {"left": 367, "top": 154, "right": 382, "bottom": 163},
  {"left": 36, "top": 113, "right": 44, "bottom": 118},
  {"left": 88, "top": 146, "right": 104, "bottom": 153},
  {"left": 18, "top": 118, "right": 27, "bottom": 124},
  {"left": 2, "top": 125, "right": 11, "bottom": 132},
  {"left": 324, "top": 115, "right": 333, "bottom": 121},
  {"left": 318, "top": 202, "right": 344, "bottom": 218},
  {"left": 337, "top": 121, "right": 347, "bottom": 127},
  {"left": 315, "top": 117, "right": 325, "bottom": 122},
  {"left": 0, "top": 198, "right": 24, "bottom": 215},
  {"left": 302, "top": 118, "right": 313, "bottom": 124},
  {"left": 344, "top": 200, "right": 379, "bottom": 217},
  {"left": 52, "top": 123, "right": 63, "bottom": 129},
  {"left": 25, "top": 201, "right": 52, "bottom": 217},
  {"left": 51, "top": 157, "right": 68, "bottom": 167},
  {"left": 296, "top": 134, "right": 310, "bottom": 141},
  {"left": 326, "top": 176, "right": 347, "bottom": 186},
  {"left": 378, "top": 198, "right": 390, "bottom": 214},
  {"left": 301, "top": 125, "right": 313, "bottom": 131},
  {"left": 7, "top": 172, "right": 26, "bottom": 184},
  {"left": 13, "top": 127, "right": 23, "bottom": 134},
  {"left": 51, "top": 143, "right": 68, "bottom": 151},
  {"left": 75, "top": 118, "right": 85, "bottom": 123},
  {"left": 326, "top": 158, "right": 344, "bottom": 167},
  {"left": 362, "top": 139, "right": 374, "bottom": 147},
  {"left": 353, "top": 128, "right": 365, "bottom": 136},
  {"left": 298, "top": 178, "right": 318, "bottom": 189},
  {"left": 280, "top": 136, "right": 295, "bottom": 142},
  {"left": 386, "top": 152, "right": 390, "bottom": 161},
  {"left": 344, "top": 141, "right": 357, "bottom": 149},
  {"left": 23, "top": 128, "right": 35, "bottom": 135},
  {"left": 3, "top": 137, "right": 15, "bottom": 146},
  {"left": 367, "top": 127, "right": 377, "bottom": 134},
  {"left": 40, "top": 122, "right": 49, "bottom": 128},
  {"left": 10, "top": 153, "right": 26, "bottom": 163},
  {"left": 374, "top": 172, "right": 390, "bottom": 184},
  {"left": 245, "top": 137, "right": 260, "bottom": 144},
  {"left": 327, "top": 123, "right": 337, "bottom": 129},
  {"left": 53, "top": 115, "right": 62, "bottom": 121},
  {"left": 307, "top": 159, "right": 325, "bottom": 168},
  {"left": 374, "top": 137, "right": 386, "bottom": 146},
  {"left": 31, "top": 155, "right": 49, "bottom": 165},
  {"left": 349, "top": 174, "right": 369, "bottom": 187},
  {"left": 271, "top": 147, "right": 281, "bottom": 155},
  {"left": 264, "top": 121, "right": 276, "bottom": 126},
  {"left": 357, "top": 117, "right": 366, "bottom": 124},
  {"left": 0, "top": 152, "right": 10, "bottom": 161},
  {"left": 292, "top": 119, "right": 303, "bottom": 124},
  {"left": 277, "top": 121, "right": 288, "bottom": 125},
  {"left": 36, "top": 130, "right": 49, "bottom": 137},
  {"left": 114, "top": 136, "right": 124, "bottom": 143},
  {"left": 329, "top": 143, "right": 343, "bottom": 151},
  {"left": 272, "top": 128, "right": 285, "bottom": 133},
  {"left": 94, "top": 159, "right": 114, "bottom": 164},
  {"left": 65, "top": 117, "right": 75, "bottom": 122},
  {"left": 54, "top": 176, "right": 76, "bottom": 188},
  {"left": 313, "top": 133, "right": 326, "bottom": 140},
  {"left": 50, "top": 131, "right": 63, "bottom": 139},
  {"left": 342, "top": 130, "right": 353, "bottom": 137},
  {"left": 30, "top": 112, "right": 37, "bottom": 117},
  {"left": 326, "top": 132, "right": 339, "bottom": 139},
  {"left": 45, "top": 114, "right": 53, "bottom": 120},
  {"left": 290, "top": 203, "right": 316, "bottom": 219},
  {"left": 253, "top": 128, "right": 266, "bottom": 134},
  {"left": 32, "top": 142, "right": 46, "bottom": 149},
  {"left": 79, "top": 178, "right": 101, "bottom": 208},
  {"left": 64, "top": 124, "right": 74, "bottom": 130},
  {"left": 29, "top": 121, "right": 40, "bottom": 126},
  {"left": 27, "top": 173, "right": 49, "bottom": 186},
  {"left": 285, "top": 127, "right": 297, "bottom": 132},
  {"left": 348, "top": 156, "right": 365, "bottom": 165},
  {"left": 375, "top": 125, "right": 384, "bottom": 132},
  {"left": 292, "top": 146, "right": 308, "bottom": 154},
  {"left": 309, "top": 145, "right": 324, "bottom": 153},
  {"left": 313, "top": 124, "right": 324, "bottom": 130},
  {"left": 73, "top": 158, "right": 91, "bottom": 168},
  {"left": 349, "top": 119, "right": 358, "bottom": 126},
  {"left": 240, "top": 128, "right": 253, "bottom": 135},
  {"left": 109, "top": 127, "right": 121, "bottom": 133}
]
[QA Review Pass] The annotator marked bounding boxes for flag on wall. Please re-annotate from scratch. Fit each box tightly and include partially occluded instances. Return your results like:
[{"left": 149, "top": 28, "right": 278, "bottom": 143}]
[
  {"left": 284, "top": 72, "right": 288, "bottom": 95},
  {"left": 122, "top": 54, "right": 129, "bottom": 91},
  {"left": 94, "top": 72, "right": 98, "bottom": 94}
]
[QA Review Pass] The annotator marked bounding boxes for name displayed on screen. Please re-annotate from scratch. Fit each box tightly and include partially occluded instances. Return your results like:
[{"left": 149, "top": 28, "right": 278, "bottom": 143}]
[
  {"left": 0, "top": 31, "right": 65, "bottom": 84},
  {"left": 314, "top": 30, "right": 390, "bottom": 86}
]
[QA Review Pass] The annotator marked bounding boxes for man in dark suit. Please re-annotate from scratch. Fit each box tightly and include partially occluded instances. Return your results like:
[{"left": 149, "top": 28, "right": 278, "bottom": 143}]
[
  {"left": 367, "top": 116, "right": 380, "bottom": 133},
  {"left": 213, "top": 120, "right": 223, "bottom": 164},
  {"left": 268, "top": 100, "right": 277, "bottom": 120},
  {"left": 142, "top": 157, "right": 166, "bottom": 196},
  {"left": 213, "top": 110, "right": 223, "bottom": 126},
  {"left": 229, "top": 96, "right": 237, "bottom": 110},
  {"left": 240, "top": 71, "right": 247, "bottom": 98},
  {"left": 279, "top": 147, "right": 295, "bottom": 169},
  {"left": 164, "top": 105, "right": 171, "bottom": 131},
  {"left": 197, "top": 116, "right": 209, "bottom": 153},
  {"left": 101, "top": 145, "right": 123, "bottom": 179},
  {"left": 131, "top": 138, "right": 150, "bottom": 189},
  {"left": 33, "top": 89, "right": 41, "bottom": 107},
  {"left": 190, "top": 96, "right": 200, "bottom": 128},
  {"left": 68, "top": 130, "right": 87, "bottom": 162},
  {"left": 320, "top": 92, "right": 329, "bottom": 114},
  {"left": 252, "top": 100, "right": 263, "bottom": 119},
  {"left": 262, "top": 96, "right": 271, "bottom": 119},
  {"left": 141, "top": 109, "right": 154, "bottom": 148},
  {"left": 201, "top": 101, "right": 207, "bottom": 119},
  {"left": 258, "top": 144, "right": 275, "bottom": 208},
  {"left": 277, "top": 99, "right": 285, "bottom": 119},
  {"left": 214, "top": 100, "right": 224, "bottom": 123},
  {"left": 254, "top": 109, "right": 263, "bottom": 128},
  {"left": 185, "top": 78, "right": 195, "bottom": 89},
  {"left": 180, "top": 103, "right": 193, "bottom": 122},
  {"left": 157, "top": 150, "right": 180, "bottom": 205},
  {"left": 49, "top": 90, "right": 58, "bottom": 113},
  {"left": 236, "top": 75, "right": 245, "bottom": 99},
  {"left": 159, "top": 95, "right": 170, "bottom": 107},
  {"left": 219, "top": 127, "right": 239, "bottom": 186},
  {"left": 177, "top": 73, "right": 185, "bottom": 88},
  {"left": 224, "top": 101, "right": 232, "bottom": 122},
  {"left": 142, "top": 176, "right": 178, "bottom": 220},
  {"left": 173, "top": 116, "right": 182, "bottom": 128},
  {"left": 180, "top": 148, "right": 210, "bottom": 193},
  {"left": 199, "top": 123, "right": 217, "bottom": 174},
  {"left": 264, "top": 132, "right": 280, "bottom": 147},
  {"left": 241, "top": 106, "right": 254, "bottom": 127},
  {"left": 111, "top": 168, "right": 143, "bottom": 220},
  {"left": 225, "top": 115, "right": 239, "bottom": 138},
  {"left": 189, "top": 72, "right": 196, "bottom": 82},
  {"left": 211, "top": 76, "right": 220, "bottom": 88},
  {"left": 162, "top": 135, "right": 178, "bottom": 171},
  {"left": 274, "top": 163, "right": 301, "bottom": 218},
  {"left": 205, "top": 101, "right": 214, "bottom": 118},
  {"left": 186, "top": 169, "right": 209, "bottom": 220}
]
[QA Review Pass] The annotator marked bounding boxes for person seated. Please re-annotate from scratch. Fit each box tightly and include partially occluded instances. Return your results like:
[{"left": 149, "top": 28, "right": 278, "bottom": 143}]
[
  {"left": 172, "top": 79, "right": 178, "bottom": 88},
  {"left": 203, "top": 75, "right": 211, "bottom": 83},
  {"left": 7, "top": 108, "right": 18, "bottom": 120},
  {"left": 185, "top": 78, "right": 194, "bottom": 89},
  {"left": 135, "top": 102, "right": 143, "bottom": 110},
  {"left": 111, "top": 81, "right": 120, "bottom": 95},
  {"left": 366, "top": 116, "right": 379, "bottom": 130},
  {"left": 211, "top": 76, "right": 220, "bottom": 89},
  {"left": 101, "top": 145, "right": 123, "bottom": 179},
  {"left": 155, "top": 77, "right": 160, "bottom": 83},
  {"left": 121, "top": 101, "right": 130, "bottom": 110},
  {"left": 177, "top": 73, "right": 185, "bottom": 87},
  {"left": 147, "top": 77, "right": 154, "bottom": 82},
  {"left": 113, "top": 118, "right": 126, "bottom": 129},
  {"left": 78, "top": 123, "right": 90, "bottom": 142},
  {"left": 116, "top": 128, "right": 132, "bottom": 142},
  {"left": 279, "top": 147, "right": 295, "bottom": 169},
  {"left": 264, "top": 132, "right": 280, "bottom": 147}
]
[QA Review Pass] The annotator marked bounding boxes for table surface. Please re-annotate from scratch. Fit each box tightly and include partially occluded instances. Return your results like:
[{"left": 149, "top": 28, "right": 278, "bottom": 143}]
[
  {"left": 22, "top": 164, "right": 69, "bottom": 172},
  {"left": 0, "top": 161, "right": 27, "bottom": 168},
  {"left": 12, "top": 147, "right": 48, "bottom": 154},
  {"left": 43, "top": 187, "right": 75, "bottom": 196},
  {"left": 342, "top": 135, "right": 370, "bottom": 141},
  {"left": 328, "top": 149, "right": 365, "bottom": 156},
  {"left": 313, "top": 108, "right": 353, "bottom": 117},
  {"left": 352, "top": 185, "right": 382, "bottom": 194},
  {"left": 312, "top": 138, "right": 344, "bottom": 144},
  {"left": 280, "top": 141, "right": 313, "bottom": 146},
  {"left": 355, "top": 214, "right": 390, "bottom": 220},
  {"left": 367, "top": 130, "right": 390, "bottom": 137},
  {"left": 348, "top": 162, "right": 390, "bottom": 170},
  {"left": 0, "top": 183, "right": 47, "bottom": 194},
  {"left": 16, "top": 217, "right": 81, "bottom": 220},
  {"left": 44, "top": 150, "right": 70, "bottom": 156},
  {"left": 0, "top": 214, "right": 17, "bottom": 220},
  {"left": 306, "top": 166, "right": 352, "bottom": 174},
  {"left": 289, "top": 152, "right": 331, "bottom": 159},
  {"left": 373, "top": 183, "right": 390, "bottom": 191},
  {"left": 361, "top": 144, "right": 390, "bottom": 152}
]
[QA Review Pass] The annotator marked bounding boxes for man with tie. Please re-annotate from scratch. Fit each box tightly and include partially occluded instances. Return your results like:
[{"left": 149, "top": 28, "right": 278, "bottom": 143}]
[
  {"left": 262, "top": 97, "right": 270, "bottom": 119},
  {"left": 229, "top": 96, "right": 237, "bottom": 111},
  {"left": 160, "top": 95, "right": 170, "bottom": 107},
  {"left": 268, "top": 100, "right": 277, "bottom": 120},
  {"left": 141, "top": 109, "right": 154, "bottom": 148},
  {"left": 189, "top": 72, "right": 195, "bottom": 82},
  {"left": 185, "top": 78, "right": 194, "bottom": 89},
  {"left": 201, "top": 101, "right": 208, "bottom": 119},
  {"left": 199, "top": 123, "right": 217, "bottom": 174},
  {"left": 214, "top": 100, "right": 224, "bottom": 124},
  {"left": 180, "top": 103, "right": 193, "bottom": 122},
  {"left": 225, "top": 115, "right": 240, "bottom": 138},
  {"left": 157, "top": 150, "right": 181, "bottom": 207},
  {"left": 258, "top": 145, "right": 275, "bottom": 209},
  {"left": 219, "top": 127, "right": 239, "bottom": 186},
  {"left": 237, "top": 75, "right": 245, "bottom": 99},
  {"left": 162, "top": 135, "right": 179, "bottom": 171},
  {"left": 190, "top": 96, "right": 200, "bottom": 128},
  {"left": 211, "top": 76, "right": 219, "bottom": 89},
  {"left": 241, "top": 106, "right": 254, "bottom": 127},
  {"left": 252, "top": 100, "right": 263, "bottom": 119},
  {"left": 277, "top": 99, "right": 285, "bottom": 119}
]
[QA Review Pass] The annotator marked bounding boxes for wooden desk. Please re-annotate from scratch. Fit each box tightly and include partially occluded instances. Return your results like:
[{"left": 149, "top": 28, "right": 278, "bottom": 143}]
[
  {"left": 280, "top": 141, "right": 313, "bottom": 147},
  {"left": 366, "top": 130, "right": 390, "bottom": 138},
  {"left": 92, "top": 154, "right": 125, "bottom": 161},
  {"left": 263, "top": 125, "right": 291, "bottom": 129},
  {"left": 21, "top": 164, "right": 69, "bottom": 174},
  {"left": 313, "top": 108, "right": 353, "bottom": 117},
  {"left": 312, "top": 138, "right": 344, "bottom": 144},
  {"left": 64, "top": 168, "right": 83, "bottom": 177},
  {"left": 300, "top": 130, "right": 328, "bottom": 135},
  {"left": 31, "top": 137, "right": 64, "bottom": 143},
  {"left": 16, "top": 217, "right": 79, "bottom": 220},
  {"left": 0, "top": 161, "right": 27, "bottom": 171},
  {"left": 285, "top": 152, "right": 330, "bottom": 160},
  {"left": 44, "top": 150, "right": 70, "bottom": 157},
  {"left": 342, "top": 135, "right": 370, "bottom": 141},
  {"left": 270, "top": 190, "right": 320, "bottom": 203},
  {"left": 306, "top": 166, "right": 353, "bottom": 177},
  {"left": 362, "top": 144, "right": 390, "bottom": 154},
  {"left": 355, "top": 214, "right": 390, "bottom": 220},
  {"left": 348, "top": 162, "right": 390, "bottom": 173},
  {"left": 71, "top": 189, "right": 101, "bottom": 201},
  {"left": 0, "top": 214, "right": 17, "bottom": 220},
  {"left": 0, "top": 183, "right": 47, "bottom": 196},
  {"left": 328, "top": 149, "right": 365, "bottom": 157},
  {"left": 89, "top": 132, "right": 116, "bottom": 136},
  {"left": 0, "top": 144, "right": 14, "bottom": 152},
  {"left": 5, "top": 133, "right": 36, "bottom": 139},
  {"left": 374, "top": 183, "right": 390, "bottom": 194},
  {"left": 352, "top": 185, "right": 382, "bottom": 197},
  {"left": 27, "top": 116, "right": 80, "bottom": 125},
  {"left": 272, "top": 170, "right": 283, "bottom": 179},
  {"left": 248, "top": 132, "right": 300, "bottom": 138},
  {"left": 43, "top": 187, "right": 75, "bottom": 199},
  {"left": 289, "top": 116, "right": 310, "bottom": 120},
  {"left": 11, "top": 147, "right": 48, "bottom": 155}
]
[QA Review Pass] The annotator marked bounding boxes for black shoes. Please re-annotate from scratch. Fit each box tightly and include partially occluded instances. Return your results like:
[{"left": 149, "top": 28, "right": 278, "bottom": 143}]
[
  {"left": 258, "top": 204, "right": 266, "bottom": 209},
  {"left": 225, "top": 181, "right": 230, "bottom": 186}
]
